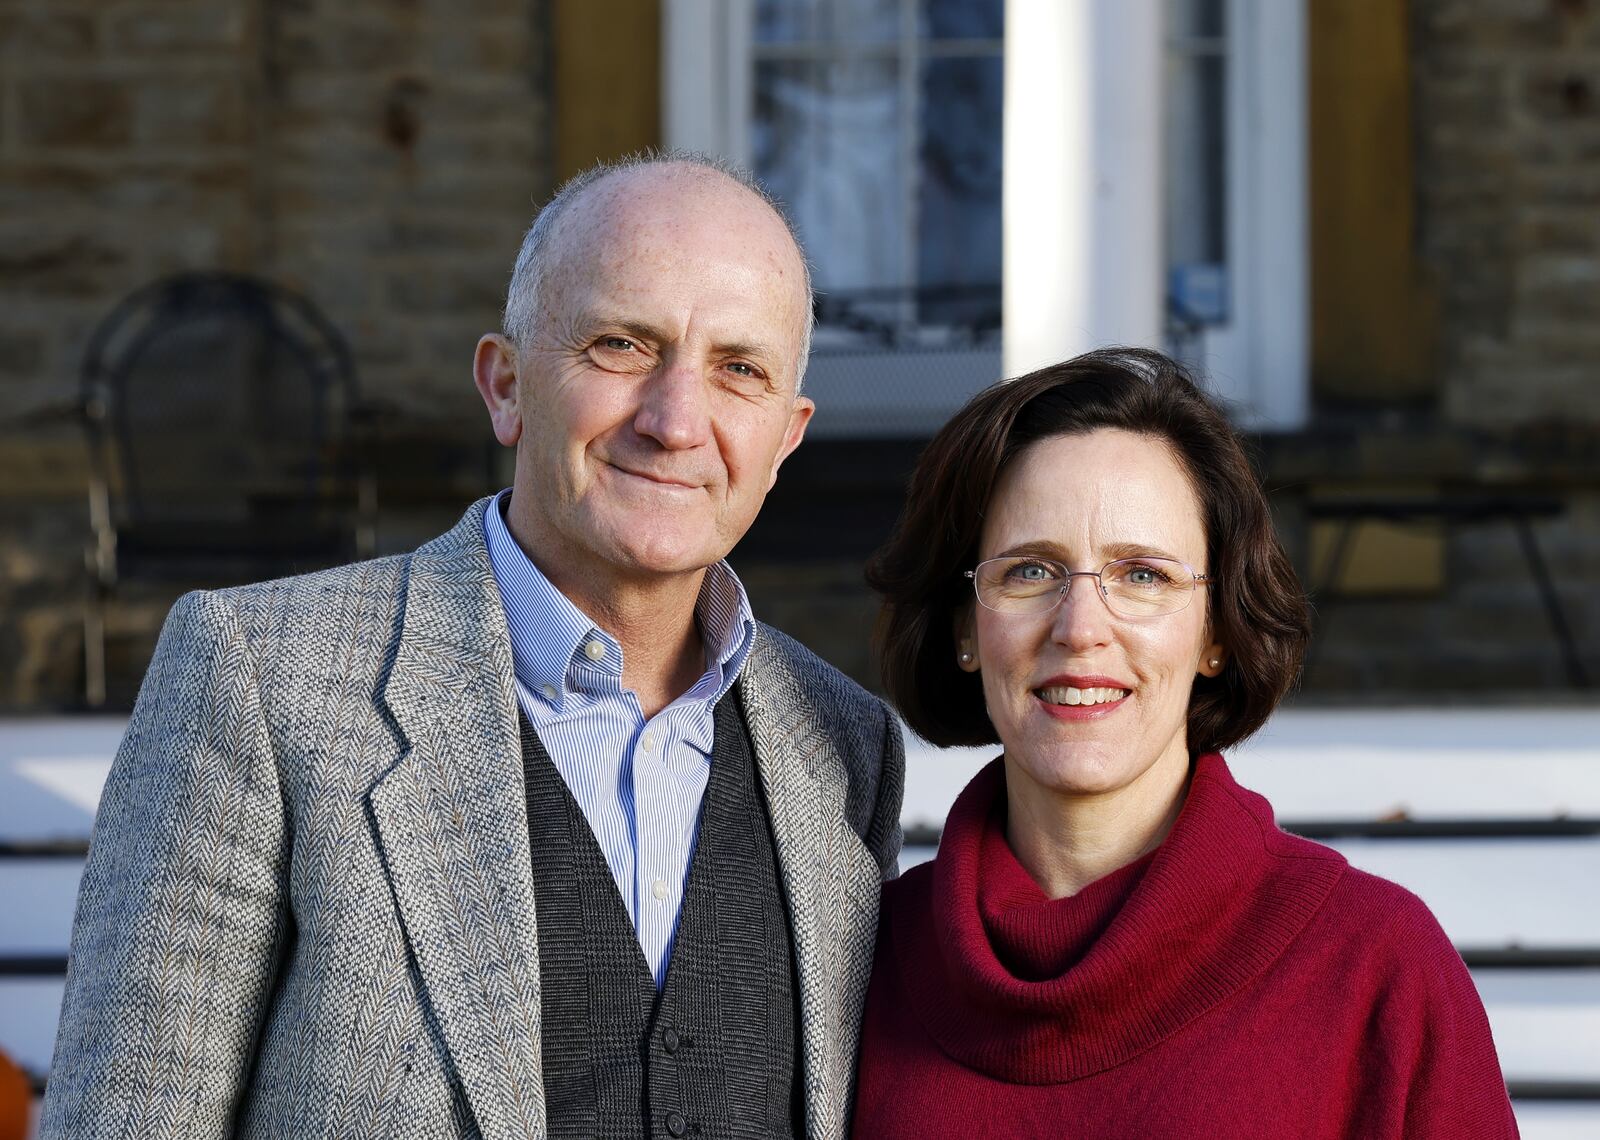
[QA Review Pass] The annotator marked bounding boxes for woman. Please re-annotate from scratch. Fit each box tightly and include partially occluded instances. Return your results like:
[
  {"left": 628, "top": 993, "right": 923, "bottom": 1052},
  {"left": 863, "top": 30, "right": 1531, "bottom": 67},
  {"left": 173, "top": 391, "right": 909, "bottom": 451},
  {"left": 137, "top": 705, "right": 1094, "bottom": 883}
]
[{"left": 855, "top": 349, "right": 1517, "bottom": 1138}]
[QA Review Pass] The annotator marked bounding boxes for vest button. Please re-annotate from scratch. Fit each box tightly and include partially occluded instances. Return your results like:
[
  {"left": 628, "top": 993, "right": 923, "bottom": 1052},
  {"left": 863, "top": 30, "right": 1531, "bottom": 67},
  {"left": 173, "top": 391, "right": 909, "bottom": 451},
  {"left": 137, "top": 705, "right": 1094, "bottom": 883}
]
[
  {"left": 662, "top": 1026, "right": 681, "bottom": 1053},
  {"left": 665, "top": 1110, "right": 687, "bottom": 1137}
]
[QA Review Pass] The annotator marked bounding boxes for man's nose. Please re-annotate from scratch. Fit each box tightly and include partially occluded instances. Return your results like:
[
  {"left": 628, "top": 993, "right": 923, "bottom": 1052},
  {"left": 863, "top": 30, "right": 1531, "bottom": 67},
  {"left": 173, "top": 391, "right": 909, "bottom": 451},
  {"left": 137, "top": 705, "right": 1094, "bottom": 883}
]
[{"left": 634, "top": 354, "right": 712, "bottom": 450}]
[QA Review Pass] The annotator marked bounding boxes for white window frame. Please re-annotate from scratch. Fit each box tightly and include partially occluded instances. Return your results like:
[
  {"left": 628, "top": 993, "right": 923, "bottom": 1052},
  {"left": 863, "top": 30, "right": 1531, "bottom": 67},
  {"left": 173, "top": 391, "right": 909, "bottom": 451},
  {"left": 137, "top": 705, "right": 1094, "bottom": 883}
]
[
  {"left": 1185, "top": 0, "right": 1309, "bottom": 431},
  {"left": 662, "top": 0, "right": 754, "bottom": 162}
]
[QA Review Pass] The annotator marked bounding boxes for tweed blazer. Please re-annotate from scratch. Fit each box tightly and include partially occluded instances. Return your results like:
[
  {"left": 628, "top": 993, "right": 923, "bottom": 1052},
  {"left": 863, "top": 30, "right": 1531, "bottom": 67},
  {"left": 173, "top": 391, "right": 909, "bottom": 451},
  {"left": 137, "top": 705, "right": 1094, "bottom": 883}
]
[{"left": 40, "top": 499, "right": 905, "bottom": 1140}]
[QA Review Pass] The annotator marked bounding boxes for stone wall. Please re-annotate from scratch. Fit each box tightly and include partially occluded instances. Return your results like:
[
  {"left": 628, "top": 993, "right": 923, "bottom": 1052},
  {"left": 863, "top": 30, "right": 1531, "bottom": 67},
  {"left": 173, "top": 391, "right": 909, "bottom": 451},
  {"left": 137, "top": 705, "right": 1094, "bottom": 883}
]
[
  {"left": 1, "top": 0, "right": 1596, "bottom": 709},
  {"left": 0, "top": 0, "right": 549, "bottom": 709},
  {"left": 1413, "top": 0, "right": 1600, "bottom": 426}
]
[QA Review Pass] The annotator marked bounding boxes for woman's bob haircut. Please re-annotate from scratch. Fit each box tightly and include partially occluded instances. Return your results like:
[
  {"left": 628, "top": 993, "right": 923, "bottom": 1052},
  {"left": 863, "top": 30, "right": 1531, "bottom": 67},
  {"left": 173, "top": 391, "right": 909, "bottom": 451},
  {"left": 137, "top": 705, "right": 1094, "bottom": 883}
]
[{"left": 867, "top": 347, "right": 1311, "bottom": 755}]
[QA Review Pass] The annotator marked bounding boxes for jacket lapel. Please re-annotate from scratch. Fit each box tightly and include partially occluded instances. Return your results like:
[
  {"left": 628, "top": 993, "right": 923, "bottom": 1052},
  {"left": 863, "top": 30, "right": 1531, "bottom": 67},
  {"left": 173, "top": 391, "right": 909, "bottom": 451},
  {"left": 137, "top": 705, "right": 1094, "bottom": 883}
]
[
  {"left": 738, "top": 632, "right": 884, "bottom": 1140},
  {"left": 369, "top": 501, "right": 547, "bottom": 1140}
]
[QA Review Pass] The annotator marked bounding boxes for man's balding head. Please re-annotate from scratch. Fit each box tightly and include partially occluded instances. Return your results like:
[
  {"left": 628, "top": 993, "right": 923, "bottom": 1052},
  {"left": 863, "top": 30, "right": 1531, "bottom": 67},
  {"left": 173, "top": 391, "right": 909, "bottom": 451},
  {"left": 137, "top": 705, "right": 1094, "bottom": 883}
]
[{"left": 502, "top": 151, "right": 815, "bottom": 387}]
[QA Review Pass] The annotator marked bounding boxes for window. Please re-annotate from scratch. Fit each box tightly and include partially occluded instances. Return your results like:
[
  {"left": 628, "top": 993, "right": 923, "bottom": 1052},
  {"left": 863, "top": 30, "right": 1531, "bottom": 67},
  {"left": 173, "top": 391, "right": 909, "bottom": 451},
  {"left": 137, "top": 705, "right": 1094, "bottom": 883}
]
[
  {"left": 666, "top": 0, "right": 1005, "bottom": 437},
  {"left": 1164, "top": 0, "right": 1308, "bottom": 430},
  {"left": 664, "top": 0, "right": 1305, "bottom": 434},
  {"left": 750, "top": 0, "right": 1003, "bottom": 346}
]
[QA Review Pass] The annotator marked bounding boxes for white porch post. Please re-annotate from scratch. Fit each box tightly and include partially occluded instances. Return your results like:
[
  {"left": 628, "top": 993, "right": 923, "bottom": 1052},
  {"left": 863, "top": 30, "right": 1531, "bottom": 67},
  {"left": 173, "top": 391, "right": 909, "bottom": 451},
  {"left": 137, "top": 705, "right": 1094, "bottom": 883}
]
[
  {"left": 661, "top": 0, "right": 752, "bottom": 162},
  {"left": 1002, "top": 0, "right": 1164, "bottom": 378}
]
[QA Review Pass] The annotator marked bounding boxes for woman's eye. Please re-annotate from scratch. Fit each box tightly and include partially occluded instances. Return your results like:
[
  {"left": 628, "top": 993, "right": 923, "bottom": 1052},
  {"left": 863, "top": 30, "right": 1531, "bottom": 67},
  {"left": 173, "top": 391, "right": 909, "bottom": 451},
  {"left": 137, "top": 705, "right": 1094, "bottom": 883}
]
[
  {"left": 1008, "top": 561, "right": 1057, "bottom": 581},
  {"left": 1122, "top": 564, "right": 1170, "bottom": 587}
]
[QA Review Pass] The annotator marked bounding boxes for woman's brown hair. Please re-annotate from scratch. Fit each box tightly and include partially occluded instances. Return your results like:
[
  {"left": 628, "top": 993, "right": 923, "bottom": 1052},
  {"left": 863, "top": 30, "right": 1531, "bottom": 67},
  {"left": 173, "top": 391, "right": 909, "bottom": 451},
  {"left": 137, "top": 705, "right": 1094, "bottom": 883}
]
[{"left": 866, "top": 347, "right": 1310, "bottom": 755}]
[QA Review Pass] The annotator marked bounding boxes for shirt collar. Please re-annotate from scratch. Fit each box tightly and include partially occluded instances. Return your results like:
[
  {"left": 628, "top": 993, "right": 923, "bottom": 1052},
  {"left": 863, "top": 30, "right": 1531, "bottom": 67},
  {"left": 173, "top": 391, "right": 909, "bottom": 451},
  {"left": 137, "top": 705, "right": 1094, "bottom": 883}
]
[{"left": 483, "top": 489, "right": 756, "bottom": 711}]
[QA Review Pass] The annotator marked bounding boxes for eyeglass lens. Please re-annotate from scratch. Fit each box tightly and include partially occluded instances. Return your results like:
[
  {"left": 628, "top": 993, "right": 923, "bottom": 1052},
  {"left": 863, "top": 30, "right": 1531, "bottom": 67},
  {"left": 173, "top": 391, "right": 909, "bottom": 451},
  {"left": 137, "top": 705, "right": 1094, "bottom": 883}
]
[{"left": 973, "top": 556, "right": 1198, "bottom": 618}]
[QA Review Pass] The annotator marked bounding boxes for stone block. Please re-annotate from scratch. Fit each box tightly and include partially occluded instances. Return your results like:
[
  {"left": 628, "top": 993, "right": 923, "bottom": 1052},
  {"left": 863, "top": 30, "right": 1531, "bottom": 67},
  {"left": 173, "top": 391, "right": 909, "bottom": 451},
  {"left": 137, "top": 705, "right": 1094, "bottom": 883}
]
[
  {"left": 135, "top": 76, "right": 249, "bottom": 147},
  {"left": 18, "top": 79, "right": 133, "bottom": 147},
  {"left": 0, "top": 329, "right": 44, "bottom": 379},
  {"left": 1414, "top": 0, "right": 1565, "bottom": 52},
  {"left": 0, "top": 223, "right": 133, "bottom": 297},
  {"left": 1513, "top": 160, "right": 1600, "bottom": 207},
  {"left": 1520, "top": 66, "right": 1600, "bottom": 123},
  {"left": 426, "top": 21, "right": 531, "bottom": 72},
  {"left": 1515, "top": 208, "right": 1600, "bottom": 252},
  {"left": 109, "top": 4, "right": 248, "bottom": 56},
  {"left": 386, "top": 266, "right": 510, "bottom": 317},
  {"left": 1416, "top": 60, "right": 1510, "bottom": 128},
  {"left": 1516, "top": 254, "right": 1600, "bottom": 318},
  {"left": 307, "top": 18, "right": 422, "bottom": 72},
  {"left": 0, "top": 10, "right": 96, "bottom": 60}
]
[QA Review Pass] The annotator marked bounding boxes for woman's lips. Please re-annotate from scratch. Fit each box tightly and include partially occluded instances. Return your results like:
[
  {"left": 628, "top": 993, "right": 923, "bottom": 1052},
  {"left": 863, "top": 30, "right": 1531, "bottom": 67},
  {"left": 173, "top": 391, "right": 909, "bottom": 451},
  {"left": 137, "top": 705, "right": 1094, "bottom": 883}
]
[{"left": 1032, "top": 678, "right": 1132, "bottom": 720}]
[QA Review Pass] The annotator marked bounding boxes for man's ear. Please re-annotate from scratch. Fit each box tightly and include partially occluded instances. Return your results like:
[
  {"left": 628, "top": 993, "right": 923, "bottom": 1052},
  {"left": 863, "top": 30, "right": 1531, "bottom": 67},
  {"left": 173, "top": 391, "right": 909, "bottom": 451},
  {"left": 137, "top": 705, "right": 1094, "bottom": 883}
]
[
  {"left": 474, "top": 334, "right": 523, "bottom": 447},
  {"left": 765, "top": 395, "right": 815, "bottom": 491}
]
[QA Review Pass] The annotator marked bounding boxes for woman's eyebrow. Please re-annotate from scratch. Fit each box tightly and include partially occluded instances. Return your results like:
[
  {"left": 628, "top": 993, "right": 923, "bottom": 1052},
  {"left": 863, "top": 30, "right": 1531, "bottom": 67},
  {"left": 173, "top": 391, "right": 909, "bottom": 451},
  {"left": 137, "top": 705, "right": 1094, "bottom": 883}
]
[
  {"left": 993, "top": 540, "right": 1070, "bottom": 560},
  {"left": 993, "top": 539, "right": 1190, "bottom": 563},
  {"left": 1102, "top": 540, "right": 1188, "bottom": 563}
]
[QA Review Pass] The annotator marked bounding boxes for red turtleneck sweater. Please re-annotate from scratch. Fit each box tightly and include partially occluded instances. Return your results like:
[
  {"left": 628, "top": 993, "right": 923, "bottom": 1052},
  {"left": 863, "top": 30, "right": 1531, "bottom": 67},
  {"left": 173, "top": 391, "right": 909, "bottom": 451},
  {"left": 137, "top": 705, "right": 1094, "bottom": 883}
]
[{"left": 853, "top": 754, "right": 1518, "bottom": 1139}]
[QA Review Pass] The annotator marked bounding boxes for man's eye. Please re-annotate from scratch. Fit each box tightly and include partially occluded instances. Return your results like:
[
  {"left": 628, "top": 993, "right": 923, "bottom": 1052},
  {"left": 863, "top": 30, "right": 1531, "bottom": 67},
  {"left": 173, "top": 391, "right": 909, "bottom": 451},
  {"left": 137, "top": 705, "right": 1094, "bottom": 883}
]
[
  {"left": 727, "top": 362, "right": 754, "bottom": 377},
  {"left": 601, "top": 337, "right": 635, "bottom": 352}
]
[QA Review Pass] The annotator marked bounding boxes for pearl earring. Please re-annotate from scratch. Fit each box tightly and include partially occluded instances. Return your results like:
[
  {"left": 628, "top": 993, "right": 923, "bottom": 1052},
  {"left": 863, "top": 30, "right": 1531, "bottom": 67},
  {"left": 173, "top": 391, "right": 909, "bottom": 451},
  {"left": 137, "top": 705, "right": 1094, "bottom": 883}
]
[
  {"left": 959, "top": 651, "right": 974, "bottom": 665},
  {"left": 1209, "top": 658, "right": 1220, "bottom": 669}
]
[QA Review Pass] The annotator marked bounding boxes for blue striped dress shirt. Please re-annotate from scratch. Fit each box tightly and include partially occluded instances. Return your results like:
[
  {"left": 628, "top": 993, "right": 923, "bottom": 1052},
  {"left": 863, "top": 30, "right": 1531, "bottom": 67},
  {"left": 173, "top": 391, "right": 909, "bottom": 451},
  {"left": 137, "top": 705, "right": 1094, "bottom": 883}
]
[{"left": 483, "top": 491, "right": 756, "bottom": 986}]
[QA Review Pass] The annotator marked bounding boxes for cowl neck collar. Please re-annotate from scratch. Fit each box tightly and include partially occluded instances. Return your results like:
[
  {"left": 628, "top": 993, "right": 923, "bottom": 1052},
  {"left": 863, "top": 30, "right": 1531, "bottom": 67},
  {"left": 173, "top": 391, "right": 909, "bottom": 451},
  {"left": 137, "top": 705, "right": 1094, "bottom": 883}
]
[{"left": 893, "top": 753, "right": 1346, "bottom": 1084}]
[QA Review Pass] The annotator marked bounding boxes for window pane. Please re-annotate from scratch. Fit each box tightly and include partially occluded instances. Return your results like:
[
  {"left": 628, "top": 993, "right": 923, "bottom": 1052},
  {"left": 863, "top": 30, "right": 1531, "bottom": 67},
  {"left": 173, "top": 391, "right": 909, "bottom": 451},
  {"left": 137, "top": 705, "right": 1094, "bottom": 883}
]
[
  {"left": 756, "top": 0, "right": 899, "bottom": 45},
  {"left": 918, "top": 55, "right": 1002, "bottom": 330},
  {"left": 1167, "top": 0, "right": 1224, "bottom": 41},
  {"left": 754, "top": 58, "right": 906, "bottom": 297},
  {"left": 922, "top": 0, "right": 1002, "bottom": 40},
  {"left": 1165, "top": 0, "right": 1228, "bottom": 327},
  {"left": 1165, "top": 53, "right": 1226, "bottom": 268}
]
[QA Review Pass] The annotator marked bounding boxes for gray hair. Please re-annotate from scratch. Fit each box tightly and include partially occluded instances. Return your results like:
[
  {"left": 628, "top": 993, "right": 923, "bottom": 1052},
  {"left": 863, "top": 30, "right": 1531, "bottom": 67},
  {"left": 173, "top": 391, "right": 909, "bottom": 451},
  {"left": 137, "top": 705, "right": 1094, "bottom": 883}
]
[{"left": 501, "top": 149, "right": 815, "bottom": 388}]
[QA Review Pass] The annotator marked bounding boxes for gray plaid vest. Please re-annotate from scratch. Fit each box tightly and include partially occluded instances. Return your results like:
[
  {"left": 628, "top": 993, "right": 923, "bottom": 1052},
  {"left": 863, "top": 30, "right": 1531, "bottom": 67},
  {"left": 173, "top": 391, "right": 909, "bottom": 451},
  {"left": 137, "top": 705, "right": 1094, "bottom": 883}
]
[{"left": 521, "top": 692, "right": 801, "bottom": 1140}]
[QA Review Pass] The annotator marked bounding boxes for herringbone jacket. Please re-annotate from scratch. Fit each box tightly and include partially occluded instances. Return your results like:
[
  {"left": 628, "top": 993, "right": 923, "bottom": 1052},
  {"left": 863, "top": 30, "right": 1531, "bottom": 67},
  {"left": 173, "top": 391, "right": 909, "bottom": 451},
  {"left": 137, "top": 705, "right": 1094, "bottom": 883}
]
[{"left": 40, "top": 500, "right": 905, "bottom": 1140}]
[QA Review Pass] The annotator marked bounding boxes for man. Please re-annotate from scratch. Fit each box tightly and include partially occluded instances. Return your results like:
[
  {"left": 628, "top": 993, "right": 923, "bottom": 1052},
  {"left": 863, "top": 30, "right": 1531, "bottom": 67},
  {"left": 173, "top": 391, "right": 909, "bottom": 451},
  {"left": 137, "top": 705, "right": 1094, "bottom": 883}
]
[{"left": 41, "top": 154, "right": 903, "bottom": 1140}]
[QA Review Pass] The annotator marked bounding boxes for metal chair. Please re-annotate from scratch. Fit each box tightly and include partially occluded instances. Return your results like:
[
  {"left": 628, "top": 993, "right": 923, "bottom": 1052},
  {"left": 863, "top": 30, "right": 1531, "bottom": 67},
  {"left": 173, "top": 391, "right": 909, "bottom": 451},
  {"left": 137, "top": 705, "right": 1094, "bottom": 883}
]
[{"left": 79, "top": 272, "right": 377, "bottom": 707}]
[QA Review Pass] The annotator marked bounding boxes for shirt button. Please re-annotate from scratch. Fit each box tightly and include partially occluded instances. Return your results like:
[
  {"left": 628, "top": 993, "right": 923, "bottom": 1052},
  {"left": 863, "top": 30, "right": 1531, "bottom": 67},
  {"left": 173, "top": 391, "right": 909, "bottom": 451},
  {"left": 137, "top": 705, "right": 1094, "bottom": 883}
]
[
  {"left": 641, "top": 731, "right": 657, "bottom": 753},
  {"left": 582, "top": 638, "right": 606, "bottom": 661},
  {"left": 651, "top": 877, "right": 669, "bottom": 902},
  {"left": 539, "top": 683, "right": 557, "bottom": 701},
  {"left": 663, "top": 1026, "right": 681, "bottom": 1053},
  {"left": 665, "top": 1111, "right": 687, "bottom": 1137}
]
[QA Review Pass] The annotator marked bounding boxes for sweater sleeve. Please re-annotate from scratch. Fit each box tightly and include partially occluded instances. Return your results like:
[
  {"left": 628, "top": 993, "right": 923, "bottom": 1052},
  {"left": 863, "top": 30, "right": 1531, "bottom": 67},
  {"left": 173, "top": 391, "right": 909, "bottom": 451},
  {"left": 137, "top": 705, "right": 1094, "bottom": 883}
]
[{"left": 1358, "top": 881, "right": 1520, "bottom": 1139}]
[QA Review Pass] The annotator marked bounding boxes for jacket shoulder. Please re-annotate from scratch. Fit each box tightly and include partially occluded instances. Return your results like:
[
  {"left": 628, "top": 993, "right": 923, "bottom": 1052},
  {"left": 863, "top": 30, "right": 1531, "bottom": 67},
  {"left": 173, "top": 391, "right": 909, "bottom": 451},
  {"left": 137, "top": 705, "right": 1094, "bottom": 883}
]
[
  {"left": 751, "top": 620, "right": 890, "bottom": 729},
  {"left": 745, "top": 622, "right": 904, "bottom": 858}
]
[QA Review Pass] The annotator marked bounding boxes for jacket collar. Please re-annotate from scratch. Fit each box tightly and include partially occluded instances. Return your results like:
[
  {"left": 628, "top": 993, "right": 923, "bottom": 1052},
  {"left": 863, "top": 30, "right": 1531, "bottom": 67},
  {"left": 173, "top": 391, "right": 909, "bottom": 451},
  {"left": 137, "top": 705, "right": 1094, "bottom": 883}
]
[
  {"left": 738, "top": 631, "right": 887, "bottom": 1140},
  {"left": 370, "top": 499, "right": 546, "bottom": 1139}
]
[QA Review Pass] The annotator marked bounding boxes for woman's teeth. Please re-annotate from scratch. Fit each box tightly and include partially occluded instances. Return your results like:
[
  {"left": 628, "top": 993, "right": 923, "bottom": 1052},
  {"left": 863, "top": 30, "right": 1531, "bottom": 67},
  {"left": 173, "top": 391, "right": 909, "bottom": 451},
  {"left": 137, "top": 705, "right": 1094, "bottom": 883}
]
[{"left": 1036, "top": 685, "right": 1129, "bottom": 707}]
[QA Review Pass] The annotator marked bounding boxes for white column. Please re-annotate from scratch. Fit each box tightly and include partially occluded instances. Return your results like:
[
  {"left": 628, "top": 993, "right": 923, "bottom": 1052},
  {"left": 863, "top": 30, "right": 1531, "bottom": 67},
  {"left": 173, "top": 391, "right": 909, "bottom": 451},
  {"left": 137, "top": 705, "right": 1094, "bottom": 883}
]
[
  {"left": 661, "top": 0, "right": 752, "bottom": 163},
  {"left": 1002, "top": 0, "right": 1164, "bottom": 378}
]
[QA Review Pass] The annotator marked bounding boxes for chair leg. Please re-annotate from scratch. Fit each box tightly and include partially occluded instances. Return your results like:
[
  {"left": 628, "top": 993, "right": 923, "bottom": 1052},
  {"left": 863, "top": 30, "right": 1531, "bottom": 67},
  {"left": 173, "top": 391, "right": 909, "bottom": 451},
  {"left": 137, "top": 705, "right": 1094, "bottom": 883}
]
[
  {"left": 1301, "top": 519, "right": 1358, "bottom": 689},
  {"left": 1513, "top": 516, "right": 1592, "bottom": 689},
  {"left": 84, "top": 575, "right": 106, "bottom": 709},
  {"left": 356, "top": 470, "right": 377, "bottom": 560}
]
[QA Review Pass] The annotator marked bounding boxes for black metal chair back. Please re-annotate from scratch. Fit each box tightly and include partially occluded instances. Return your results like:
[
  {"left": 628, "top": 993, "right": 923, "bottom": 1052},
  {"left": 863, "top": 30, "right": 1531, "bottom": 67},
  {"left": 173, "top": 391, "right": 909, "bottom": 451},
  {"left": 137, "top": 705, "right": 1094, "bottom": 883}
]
[{"left": 81, "top": 272, "right": 358, "bottom": 539}]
